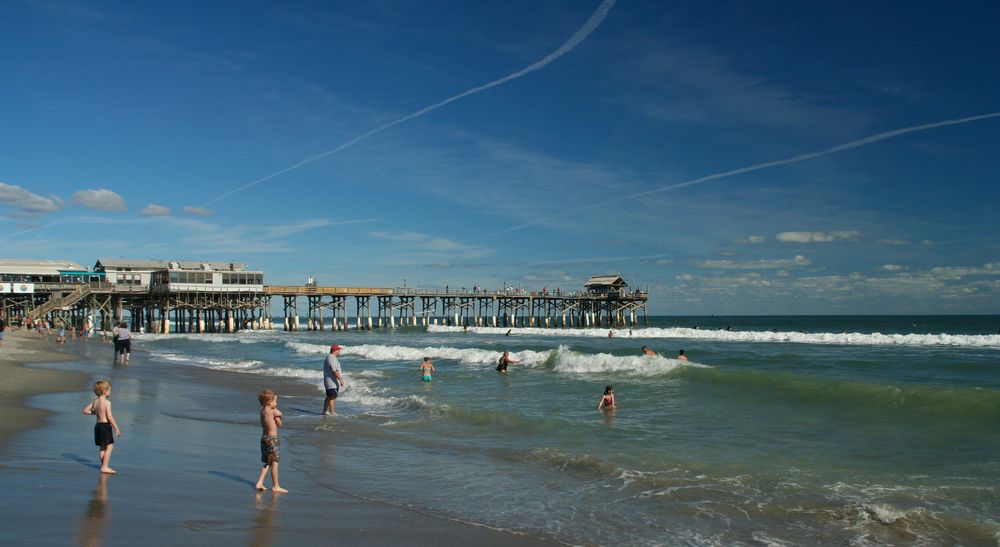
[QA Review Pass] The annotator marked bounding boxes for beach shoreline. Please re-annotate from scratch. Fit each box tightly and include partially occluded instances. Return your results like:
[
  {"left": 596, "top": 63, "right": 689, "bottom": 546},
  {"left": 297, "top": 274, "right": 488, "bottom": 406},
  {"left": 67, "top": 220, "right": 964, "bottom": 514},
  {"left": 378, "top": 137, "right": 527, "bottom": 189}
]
[
  {"left": 0, "top": 328, "right": 561, "bottom": 546},
  {"left": 0, "top": 329, "right": 88, "bottom": 447}
]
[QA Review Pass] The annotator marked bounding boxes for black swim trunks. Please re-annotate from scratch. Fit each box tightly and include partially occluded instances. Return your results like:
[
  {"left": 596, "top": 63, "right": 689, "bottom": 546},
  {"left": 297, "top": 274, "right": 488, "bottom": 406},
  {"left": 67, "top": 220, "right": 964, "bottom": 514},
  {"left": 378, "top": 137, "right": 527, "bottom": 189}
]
[
  {"left": 94, "top": 422, "right": 114, "bottom": 446},
  {"left": 261, "top": 435, "right": 280, "bottom": 465},
  {"left": 120, "top": 339, "right": 131, "bottom": 354},
  {"left": 325, "top": 387, "right": 339, "bottom": 398}
]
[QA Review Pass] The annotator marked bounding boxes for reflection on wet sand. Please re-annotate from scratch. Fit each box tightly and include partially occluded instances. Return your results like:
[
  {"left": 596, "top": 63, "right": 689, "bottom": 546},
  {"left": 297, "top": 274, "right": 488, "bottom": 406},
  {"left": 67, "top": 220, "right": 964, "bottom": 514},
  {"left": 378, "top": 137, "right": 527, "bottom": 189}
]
[
  {"left": 249, "top": 492, "right": 279, "bottom": 547},
  {"left": 78, "top": 474, "right": 109, "bottom": 547}
]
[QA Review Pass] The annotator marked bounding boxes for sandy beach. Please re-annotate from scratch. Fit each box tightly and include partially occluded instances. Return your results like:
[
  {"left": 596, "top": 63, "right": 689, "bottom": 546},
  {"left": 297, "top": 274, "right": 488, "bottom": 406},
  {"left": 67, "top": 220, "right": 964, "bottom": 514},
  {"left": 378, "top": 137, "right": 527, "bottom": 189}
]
[{"left": 0, "top": 329, "right": 559, "bottom": 546}]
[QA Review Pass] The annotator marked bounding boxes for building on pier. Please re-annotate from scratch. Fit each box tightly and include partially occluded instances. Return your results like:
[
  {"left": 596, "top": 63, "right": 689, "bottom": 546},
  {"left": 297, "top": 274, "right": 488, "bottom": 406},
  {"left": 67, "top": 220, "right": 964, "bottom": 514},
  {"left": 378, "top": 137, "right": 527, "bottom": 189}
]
[{"left": 4, "top": 259, "right": 647, "bottom": 333}]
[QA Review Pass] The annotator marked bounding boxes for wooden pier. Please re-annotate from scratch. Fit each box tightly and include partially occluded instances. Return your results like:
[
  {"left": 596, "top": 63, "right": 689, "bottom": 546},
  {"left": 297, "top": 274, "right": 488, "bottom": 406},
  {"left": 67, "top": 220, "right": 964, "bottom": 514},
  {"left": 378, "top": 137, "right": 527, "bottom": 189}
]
[
  {"left": 265, "top": 285, "right": 647, "bottom": 331},
  {"left": 4, "top": 283, "right": 647, "bottom": 333},
  {"left": 1, "top": 260, "right": 647, "bottom": 333}
]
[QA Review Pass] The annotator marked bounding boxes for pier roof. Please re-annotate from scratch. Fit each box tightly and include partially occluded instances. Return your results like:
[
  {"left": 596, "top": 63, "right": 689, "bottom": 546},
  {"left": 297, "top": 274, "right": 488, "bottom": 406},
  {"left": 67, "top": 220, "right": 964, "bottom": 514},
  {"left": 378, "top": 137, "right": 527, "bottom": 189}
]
[
  {"left": 95, "top": 258, "right": 252, "bottom": 271},
  {"left": 584, "top": 275, "right": 628, "bottom": 288},
  {"left": 0, "top": 259, "right": 85, "bottom": 275}
]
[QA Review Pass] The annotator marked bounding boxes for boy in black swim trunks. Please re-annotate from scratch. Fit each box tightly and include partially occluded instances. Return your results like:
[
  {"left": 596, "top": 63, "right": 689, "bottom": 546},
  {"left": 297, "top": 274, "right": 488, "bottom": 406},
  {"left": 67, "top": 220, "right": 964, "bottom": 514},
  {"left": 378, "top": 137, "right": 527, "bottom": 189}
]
[
  {"left": 255, "top": 390, "right": 287, "bottom": 493},
  {"left": 82, "top": 380, "right": 121, "bottom": 474}
]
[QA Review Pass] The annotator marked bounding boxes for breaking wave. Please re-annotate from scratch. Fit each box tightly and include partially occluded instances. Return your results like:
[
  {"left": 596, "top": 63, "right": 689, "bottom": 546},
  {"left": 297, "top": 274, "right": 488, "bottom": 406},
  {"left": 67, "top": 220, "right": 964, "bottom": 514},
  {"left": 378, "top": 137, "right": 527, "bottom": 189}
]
[{"left": 429, "top": 325, "right": 1000, "bottom": 348}]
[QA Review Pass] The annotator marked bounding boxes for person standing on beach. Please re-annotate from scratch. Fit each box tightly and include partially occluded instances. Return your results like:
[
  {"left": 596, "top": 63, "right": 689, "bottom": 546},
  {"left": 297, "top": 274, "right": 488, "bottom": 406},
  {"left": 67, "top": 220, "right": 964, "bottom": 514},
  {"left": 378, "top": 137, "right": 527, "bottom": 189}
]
[
  {"left": 83, "top": 380, "right": 121, "bottom": 474},
  {"left": 419, "top": 357, "right": 435, "bottom": 382},
  {"left": 0, "top": 319, "right": 5, "bottom": 349},
  {"left": 115, "top": 322, "right": 132, "bottom": 366},
  {"left": 496, "top": 351, "right": 519, "bottom": 372},
  {"left": 322, "top": 345, "right": 346, "bottom": 415},
  {"left": 255, "top": 390, "right": 287, "bottom": 493}
]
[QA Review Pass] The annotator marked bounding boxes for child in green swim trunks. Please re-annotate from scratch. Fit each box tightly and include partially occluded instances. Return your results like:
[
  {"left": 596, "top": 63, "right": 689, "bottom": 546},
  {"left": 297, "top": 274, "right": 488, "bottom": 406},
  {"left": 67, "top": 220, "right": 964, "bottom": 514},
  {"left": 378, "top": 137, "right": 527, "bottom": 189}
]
[{"left": 419, "top": 357, "right": 435, "bottom": 382}]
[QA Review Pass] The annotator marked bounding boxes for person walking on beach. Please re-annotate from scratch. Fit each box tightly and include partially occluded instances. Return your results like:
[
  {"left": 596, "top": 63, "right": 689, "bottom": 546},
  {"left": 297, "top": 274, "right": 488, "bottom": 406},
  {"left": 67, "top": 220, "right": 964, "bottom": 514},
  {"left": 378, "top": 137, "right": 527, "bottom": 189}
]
[
  {"left": 322, "top": 345, "right": 346, "bottom": 415},
  {"left": 115, "top": 322, "right": 132, "bottom": 366},
  {"left": 598, "top": 385, "right": 615, "bottom": 411},
  {"left": 496, "top": 351, "right": 519, "bottom": 372},
  {"left": 677, "top": 349, "right": 688, "bottom": 361},
  {"left": 83, "top": 380, "right": 121, "bottom": 474},
  {"left": 255, "top": 390, "right": 287, "bottom": 493},
  {"left": 419, "top": 357, "right": 435, "bottom": 382},
  {"left": 641, "top": 346, "right": 657, "bottom": 356},
  {"left": 0, "top": 319, "right": 5, "bottom": 349}
]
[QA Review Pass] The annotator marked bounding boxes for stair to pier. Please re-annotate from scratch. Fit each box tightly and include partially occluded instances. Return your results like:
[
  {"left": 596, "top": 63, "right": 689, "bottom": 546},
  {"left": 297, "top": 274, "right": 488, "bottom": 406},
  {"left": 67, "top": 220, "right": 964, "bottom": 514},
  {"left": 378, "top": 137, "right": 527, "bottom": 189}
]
[{"left": 29, "top": 284, "right": 92, "bottom": 320}]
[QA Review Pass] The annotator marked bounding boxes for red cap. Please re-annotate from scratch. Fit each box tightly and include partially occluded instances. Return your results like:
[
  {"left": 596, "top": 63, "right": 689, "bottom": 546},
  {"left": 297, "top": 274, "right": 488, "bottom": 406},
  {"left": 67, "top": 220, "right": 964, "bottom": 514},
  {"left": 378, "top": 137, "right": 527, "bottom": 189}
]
[{"left": 330, "top": 344, "right": 343, "bottom": 352}]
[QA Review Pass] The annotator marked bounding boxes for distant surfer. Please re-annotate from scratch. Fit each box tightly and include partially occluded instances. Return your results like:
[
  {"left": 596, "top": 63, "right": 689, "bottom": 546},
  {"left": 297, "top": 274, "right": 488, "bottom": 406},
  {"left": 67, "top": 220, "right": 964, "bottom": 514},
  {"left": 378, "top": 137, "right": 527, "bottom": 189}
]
[
  {"left": 505, "top": 329, "right": 512, "bottom": 336},
  {"left": 641, "top": 346, "right": 657, "bottom": 356},
  {"left": 677, "top": 349, "right": 688, "bottom": 361},
  {"left": 496, "top": 351, "right": 519, "bottom": 372}
]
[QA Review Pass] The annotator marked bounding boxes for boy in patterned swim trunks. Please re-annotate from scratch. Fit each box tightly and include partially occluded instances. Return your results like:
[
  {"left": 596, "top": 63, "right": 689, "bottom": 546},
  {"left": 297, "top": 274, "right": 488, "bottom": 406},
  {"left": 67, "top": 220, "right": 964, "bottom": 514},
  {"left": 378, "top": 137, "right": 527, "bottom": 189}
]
[{"left": 255, "top": 390, "right": 287, "bottom": 493}]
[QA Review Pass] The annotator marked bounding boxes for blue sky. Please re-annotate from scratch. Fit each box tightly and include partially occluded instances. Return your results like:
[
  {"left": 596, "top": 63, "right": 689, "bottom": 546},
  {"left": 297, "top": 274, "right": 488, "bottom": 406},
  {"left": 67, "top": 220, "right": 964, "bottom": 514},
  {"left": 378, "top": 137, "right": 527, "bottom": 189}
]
[{"left": 2, "top": 0, "right": 999, "bottom": 314}]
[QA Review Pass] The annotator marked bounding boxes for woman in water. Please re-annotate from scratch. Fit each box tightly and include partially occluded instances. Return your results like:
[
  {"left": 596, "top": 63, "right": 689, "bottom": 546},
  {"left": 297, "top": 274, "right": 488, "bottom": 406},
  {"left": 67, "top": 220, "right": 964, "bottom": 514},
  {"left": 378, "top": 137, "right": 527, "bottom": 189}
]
[
  {"left": 419, "top": 357, "right": 435, "bottom": 382},
  {"left": 598, "top": 385, "right": 615, "bottom": 410}
]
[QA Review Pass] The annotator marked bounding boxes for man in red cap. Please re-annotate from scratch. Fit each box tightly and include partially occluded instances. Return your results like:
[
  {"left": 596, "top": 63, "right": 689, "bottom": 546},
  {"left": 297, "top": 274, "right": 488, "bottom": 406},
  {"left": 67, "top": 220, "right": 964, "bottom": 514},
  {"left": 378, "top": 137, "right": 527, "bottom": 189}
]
[{"left": 322, "top": 344, "right": 346, "bottom": 415}]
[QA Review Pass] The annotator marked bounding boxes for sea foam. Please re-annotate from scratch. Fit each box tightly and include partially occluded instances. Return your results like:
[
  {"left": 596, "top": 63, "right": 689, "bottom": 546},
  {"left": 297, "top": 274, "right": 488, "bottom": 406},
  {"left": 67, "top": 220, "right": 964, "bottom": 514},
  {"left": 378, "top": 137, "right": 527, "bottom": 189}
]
[{"left": 429, "top": 325, "right": 1000, "bottom": 348}]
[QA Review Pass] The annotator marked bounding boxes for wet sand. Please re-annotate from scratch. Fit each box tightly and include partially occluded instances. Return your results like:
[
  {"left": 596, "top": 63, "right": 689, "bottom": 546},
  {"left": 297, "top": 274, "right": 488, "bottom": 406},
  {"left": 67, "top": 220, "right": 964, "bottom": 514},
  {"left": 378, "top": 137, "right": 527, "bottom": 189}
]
[
  {"left": 0, "top": 329, "right": 87, "bottom": 446},
  {"left": 0, "top": 330, "right": 559, "bottom": 546}
]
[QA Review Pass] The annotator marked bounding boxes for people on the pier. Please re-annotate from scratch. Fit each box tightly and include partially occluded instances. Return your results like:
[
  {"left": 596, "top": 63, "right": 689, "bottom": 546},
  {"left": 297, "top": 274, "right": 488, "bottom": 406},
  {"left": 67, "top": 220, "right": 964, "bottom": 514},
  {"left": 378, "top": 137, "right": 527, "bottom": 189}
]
[
  {"left": 419, "top": 357, "right": 435, "bottom": 382},
  {"left": 598, "top": 385, "right": 615, "bottom": 411},
  {"left": 496, "top": 351, "right": 519, "bottom": 372},
  {"left": 641, "top": 346, "right": 657, "bottom": 356},
  {"left": 322, "top": 344, "right": 345, "bottom": 415},
  {"left": 677, "top": 349, "right": 688, "bottom": 361}
]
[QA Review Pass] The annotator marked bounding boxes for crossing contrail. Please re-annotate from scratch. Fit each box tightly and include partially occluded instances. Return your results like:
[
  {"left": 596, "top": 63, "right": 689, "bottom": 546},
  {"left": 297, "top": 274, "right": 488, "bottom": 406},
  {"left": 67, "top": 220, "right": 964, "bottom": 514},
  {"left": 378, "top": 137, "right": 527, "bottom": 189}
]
[
  {"left": 483, "top": 111, "right": 1000, "bottom": 238},
  {"left": 204, "top": 0, "right": 617, "bottom": 206}
]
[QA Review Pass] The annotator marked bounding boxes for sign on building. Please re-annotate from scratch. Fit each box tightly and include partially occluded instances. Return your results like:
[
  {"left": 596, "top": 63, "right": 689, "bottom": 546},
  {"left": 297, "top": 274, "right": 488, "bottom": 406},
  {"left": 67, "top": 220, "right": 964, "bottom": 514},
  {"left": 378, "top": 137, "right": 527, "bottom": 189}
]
[
  {"left": 0, "top": 283, "right": 10, "bottom": 293},
  {"left": 13, "top": 283, "right": 34, "bottom": 294}
]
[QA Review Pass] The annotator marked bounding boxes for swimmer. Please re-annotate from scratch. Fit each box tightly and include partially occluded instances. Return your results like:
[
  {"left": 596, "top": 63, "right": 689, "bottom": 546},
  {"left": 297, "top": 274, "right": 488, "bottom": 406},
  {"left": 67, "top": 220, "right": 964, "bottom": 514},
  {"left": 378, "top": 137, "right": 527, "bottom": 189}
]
[
  {"left": 677, "top": 349, "right": 688, "bottom": 361},
  {"left": 641, "top": 346, "right": 657, "bottom": 356},
  {"left": 419, "top": 357, "right": 435, "bottom": 382},
  {"left": 598, "top": 385, "right": 615, "bottom": 410}
]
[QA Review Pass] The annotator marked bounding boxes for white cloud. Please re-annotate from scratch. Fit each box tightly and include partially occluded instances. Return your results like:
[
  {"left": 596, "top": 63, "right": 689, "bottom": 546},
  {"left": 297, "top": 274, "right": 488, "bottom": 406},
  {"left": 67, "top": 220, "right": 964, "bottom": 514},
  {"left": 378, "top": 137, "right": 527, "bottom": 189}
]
[
  {"left": 928, "top": 262, "right": 998, "bottom": 280},
  {"left": 73, "top": 188, "right": 127, "bottom": 212},
  {"left": 182, "top": 206, "right": 214, "bottom": 217},
  {"left": 141, "top": 204, "right": 171, "bottom": 216},
  {"left": 775, "top": 230, "right": 860, "bottom": 243},
  {"left": 0, "top": 182, "right": 63, "bottom": 215},
  {"left": 878, "top": 264, "right": 906, "bottom": 272},
  {"left": 694, "top": 255, "right": 811, "bottom": 270},
  {"left": 876, "top": 238, "right": 909, "bottom": 245},
  {"left": 734, "top": 235, "right": 767, "bottom": 244},
  {"left": 369, "top": 230, "right": 493, "bottom": 261}
]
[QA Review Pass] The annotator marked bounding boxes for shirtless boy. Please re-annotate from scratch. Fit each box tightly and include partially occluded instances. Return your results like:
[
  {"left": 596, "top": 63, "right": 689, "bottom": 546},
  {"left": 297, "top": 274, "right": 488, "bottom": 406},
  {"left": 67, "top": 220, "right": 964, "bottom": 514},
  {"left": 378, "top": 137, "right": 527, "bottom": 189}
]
[
  {"left": 255, "top": 390, "right": 287, "bottom": 493},
  {"left": 83, "top": 380, "right": 121, "bottom": 474}
]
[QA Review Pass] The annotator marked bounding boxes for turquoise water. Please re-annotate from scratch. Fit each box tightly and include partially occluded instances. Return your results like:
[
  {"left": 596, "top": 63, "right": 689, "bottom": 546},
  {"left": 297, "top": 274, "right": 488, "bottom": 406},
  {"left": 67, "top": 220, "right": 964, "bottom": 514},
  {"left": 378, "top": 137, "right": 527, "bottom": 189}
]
[{"left": 134, "top": 316, "right": 1000, "bottom": 544}]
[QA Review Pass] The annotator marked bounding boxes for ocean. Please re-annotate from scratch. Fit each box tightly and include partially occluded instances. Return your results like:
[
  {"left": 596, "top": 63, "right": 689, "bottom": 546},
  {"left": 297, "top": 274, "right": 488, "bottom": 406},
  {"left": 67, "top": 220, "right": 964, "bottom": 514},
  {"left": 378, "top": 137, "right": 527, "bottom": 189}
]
[{"left": 131, "top": 315, "right": 1000, "bottom": 545}]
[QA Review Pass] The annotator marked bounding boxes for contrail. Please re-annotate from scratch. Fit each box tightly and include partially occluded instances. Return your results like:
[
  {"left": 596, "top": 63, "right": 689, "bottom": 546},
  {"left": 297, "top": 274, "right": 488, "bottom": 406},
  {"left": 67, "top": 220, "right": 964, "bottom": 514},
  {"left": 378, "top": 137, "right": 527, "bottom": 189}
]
[
  {"left": 484, "top": 111, "right": 1000, "bottom": 238},
  {"left": 204, "top": 0, "right": 617, "bottom": 206}
]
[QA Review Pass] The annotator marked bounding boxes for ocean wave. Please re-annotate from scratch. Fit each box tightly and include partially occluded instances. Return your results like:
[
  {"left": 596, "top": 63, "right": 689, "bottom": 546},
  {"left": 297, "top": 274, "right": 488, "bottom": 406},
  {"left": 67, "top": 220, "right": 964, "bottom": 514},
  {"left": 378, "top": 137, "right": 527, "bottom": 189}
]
[
  {"left": 428, "top": 325, "right": 1000, "bottom": 348},
  {"left": 552, "top": 346, "right": 708, "bottom": 376},
  {"left": 691, "top": 367, "right": 1000, "bottom": 422},
  {"left": 137, "top": 331, "right": 278, "bottom": 344},
  {"left": 285, "top": 341, "right": 553, "bottom": 367}
]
